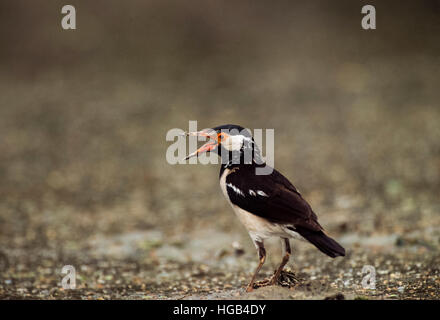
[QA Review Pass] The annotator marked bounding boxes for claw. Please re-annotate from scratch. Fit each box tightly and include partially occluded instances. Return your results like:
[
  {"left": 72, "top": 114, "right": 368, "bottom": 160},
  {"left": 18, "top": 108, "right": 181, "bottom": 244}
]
[{"left": 268, "top": 275, "right": 278, "bottom": 286}]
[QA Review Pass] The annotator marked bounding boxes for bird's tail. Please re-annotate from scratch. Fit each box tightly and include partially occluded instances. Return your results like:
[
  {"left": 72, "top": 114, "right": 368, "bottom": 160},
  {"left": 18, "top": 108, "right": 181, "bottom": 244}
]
[{"left": 297, "top": 228, "right": 345, "bottom": 258}]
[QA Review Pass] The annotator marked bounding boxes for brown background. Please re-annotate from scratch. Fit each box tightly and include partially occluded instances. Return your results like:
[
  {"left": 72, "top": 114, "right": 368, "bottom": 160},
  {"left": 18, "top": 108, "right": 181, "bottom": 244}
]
[{"left": 0, "top": 1, "right": 439, "bottom": 299}]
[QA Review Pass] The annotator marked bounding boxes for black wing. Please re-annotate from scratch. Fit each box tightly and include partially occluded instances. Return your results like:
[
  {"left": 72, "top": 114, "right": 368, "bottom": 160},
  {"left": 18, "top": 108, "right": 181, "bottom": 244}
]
[{"left": 225, "top": 165, "right": 322, "bottom": 232}]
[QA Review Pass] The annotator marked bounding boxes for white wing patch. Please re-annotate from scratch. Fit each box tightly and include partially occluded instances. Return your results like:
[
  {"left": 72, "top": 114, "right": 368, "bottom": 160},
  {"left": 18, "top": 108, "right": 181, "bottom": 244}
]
[
  {"left": 257, "top": 190, "right": 269, "bottom": 197},
  {"left": 247, "top": 189, "right": 268, "bottom": 197},
  {"left": 226, "top": 183, "right": 245, "bottom": 196}
]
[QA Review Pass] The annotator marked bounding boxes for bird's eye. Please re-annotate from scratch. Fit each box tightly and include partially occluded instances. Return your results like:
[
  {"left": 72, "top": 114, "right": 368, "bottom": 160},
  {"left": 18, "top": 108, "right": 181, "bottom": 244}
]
[{"left": 217, "top": 132, "right": 229, "bottom": 143}]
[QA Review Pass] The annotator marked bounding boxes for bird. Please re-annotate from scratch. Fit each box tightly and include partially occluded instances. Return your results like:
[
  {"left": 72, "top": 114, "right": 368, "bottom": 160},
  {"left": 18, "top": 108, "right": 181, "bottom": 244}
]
[{"left": 183, "top": 124, "right": 345, "bottom": 292}]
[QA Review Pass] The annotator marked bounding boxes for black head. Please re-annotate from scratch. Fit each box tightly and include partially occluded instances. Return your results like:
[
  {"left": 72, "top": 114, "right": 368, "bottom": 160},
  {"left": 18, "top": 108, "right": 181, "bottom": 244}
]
[
  {"left": 212, "top": 124, "right": 246, "bottom": 133},
  {"left": 183, "top": 124, "right": 262, "bottom": 165}
]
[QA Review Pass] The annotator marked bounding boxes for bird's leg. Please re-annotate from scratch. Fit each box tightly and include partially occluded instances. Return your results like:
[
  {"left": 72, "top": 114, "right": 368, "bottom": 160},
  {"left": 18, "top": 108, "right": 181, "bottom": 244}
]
[
  {"left": 269, "top": 238, "right": 291, "bottom": 285},
  {"left": 246, "top": 240, "right": 266, "bottom": 292}
]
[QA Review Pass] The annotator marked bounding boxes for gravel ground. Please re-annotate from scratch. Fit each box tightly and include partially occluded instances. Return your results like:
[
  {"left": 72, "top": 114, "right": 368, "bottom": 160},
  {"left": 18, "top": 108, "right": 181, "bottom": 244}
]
[
  {"left": 1, "top": 225, "right": 439, "bottom": 300},
  {"left": 1, "top": 75, "right": 439, "bottom": 299},
  {"left": 1, "top": 0, "right": 439, "bottom": 300}
]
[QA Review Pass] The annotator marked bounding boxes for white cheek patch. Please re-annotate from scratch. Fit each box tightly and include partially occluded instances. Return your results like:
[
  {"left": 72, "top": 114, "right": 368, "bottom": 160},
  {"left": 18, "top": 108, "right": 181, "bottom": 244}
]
[
  {"left": 223, "top": 135, "right": 245, "bottom": 151},
  {"left": 226, "top": 183, "right": 245, "bottom": 196}
]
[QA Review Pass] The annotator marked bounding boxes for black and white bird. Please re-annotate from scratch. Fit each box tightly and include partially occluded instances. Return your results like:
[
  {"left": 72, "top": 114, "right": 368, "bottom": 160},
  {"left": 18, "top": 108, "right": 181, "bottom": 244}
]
[{"left": 184, "top": 124, "right": 345, "bottom": 292}]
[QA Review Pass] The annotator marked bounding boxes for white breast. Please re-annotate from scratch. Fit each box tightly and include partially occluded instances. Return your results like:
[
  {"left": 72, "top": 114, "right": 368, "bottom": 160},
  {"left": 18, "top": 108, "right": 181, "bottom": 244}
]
[
  {"left": 219, "top": 168, "right": 304, "bottom": 243},
  {"left": 219, "top": 168, "right": 233, "bottom": 198}
]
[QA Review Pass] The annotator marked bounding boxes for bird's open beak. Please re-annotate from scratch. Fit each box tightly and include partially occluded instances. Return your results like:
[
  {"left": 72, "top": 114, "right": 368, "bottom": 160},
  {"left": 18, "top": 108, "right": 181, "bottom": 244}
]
[
  {"left": 183, "top": 140, "right": 218, "bottom": 160},
  {"left": 182, "top": 129, "right": 219, "bottom": 160}
]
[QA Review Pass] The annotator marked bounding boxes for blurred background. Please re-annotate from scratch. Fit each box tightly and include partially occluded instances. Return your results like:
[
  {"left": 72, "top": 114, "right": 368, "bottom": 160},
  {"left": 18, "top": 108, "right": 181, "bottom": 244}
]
[{"left": 0, "top": 0, "right": 439, "bottom": 299}]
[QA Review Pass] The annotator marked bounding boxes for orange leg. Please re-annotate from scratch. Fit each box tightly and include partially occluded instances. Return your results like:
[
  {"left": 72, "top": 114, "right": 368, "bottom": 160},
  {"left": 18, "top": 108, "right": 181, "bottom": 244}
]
[
  {"left": 270, "top": 238, "right": 291, "bottom": 285},
  {"left": 246, "top": 241, "right": 266, "bottom": 292}
]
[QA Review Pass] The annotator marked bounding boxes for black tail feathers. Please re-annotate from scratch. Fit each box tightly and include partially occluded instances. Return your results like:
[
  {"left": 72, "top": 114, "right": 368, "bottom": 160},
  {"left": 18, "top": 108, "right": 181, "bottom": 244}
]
[{"left": 297, "top": 228, "right": 345, "bottom": 258}]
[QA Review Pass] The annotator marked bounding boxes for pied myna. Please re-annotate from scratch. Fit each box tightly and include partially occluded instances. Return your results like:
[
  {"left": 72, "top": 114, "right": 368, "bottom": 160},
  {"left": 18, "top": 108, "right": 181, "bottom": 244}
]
[{"left": 184, "top": 124, "right": 345, "bottom": 292}]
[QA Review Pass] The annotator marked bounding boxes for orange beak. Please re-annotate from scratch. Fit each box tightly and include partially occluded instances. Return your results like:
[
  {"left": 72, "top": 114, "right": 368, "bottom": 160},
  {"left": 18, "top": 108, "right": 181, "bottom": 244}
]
[
  {"left": 183, "top": 140, "right": 218, "bottom": 160},
  {"left": 182, "top": 129, "right": 230, "bottom": 160}
]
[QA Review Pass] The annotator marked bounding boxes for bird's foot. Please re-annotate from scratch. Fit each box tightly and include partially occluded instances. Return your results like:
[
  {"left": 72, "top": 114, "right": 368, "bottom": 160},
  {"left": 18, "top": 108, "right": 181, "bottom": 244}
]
[
  {"left": 268, "top": 275, "right": 278, "bottom": 286},
  {"left": 251, "top": 277, "right": 271, "bottom": 290},
  {"left": 266, "top": 269, "right": 300, "bottom": 288},
  {"left": 245, "top": 284, "right": 254, "bottom": 292},
  {"left": 247, "top": 270, "right": 300, "bottom": 291},
  {"left": 274, "top": 269, "right": 300, "bottom": 288}
]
